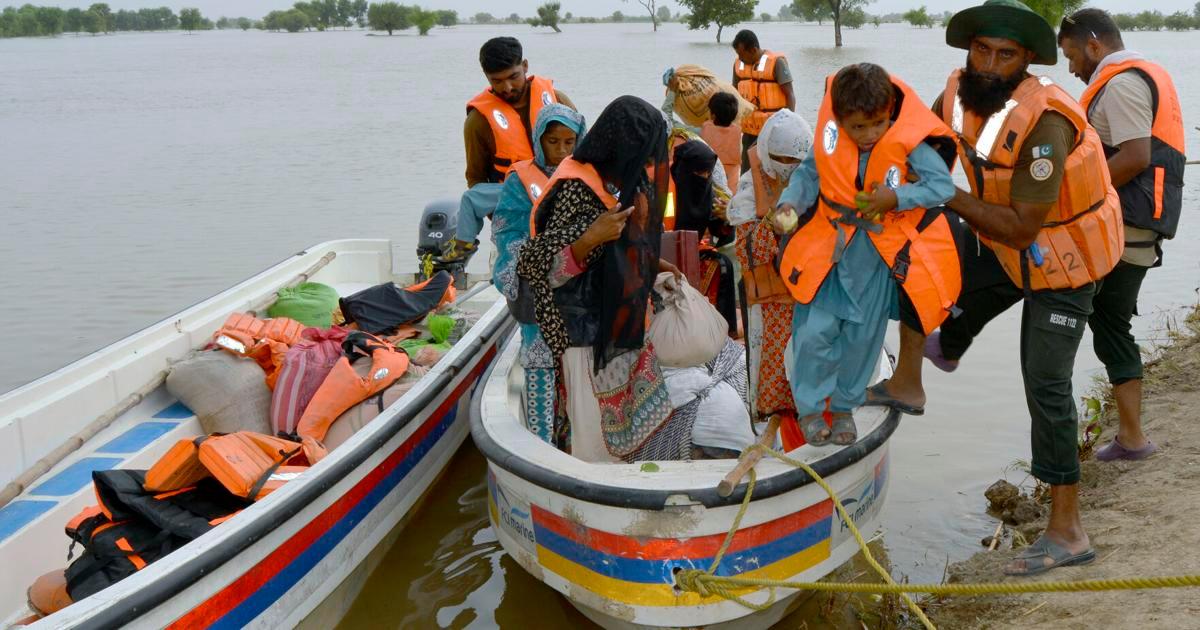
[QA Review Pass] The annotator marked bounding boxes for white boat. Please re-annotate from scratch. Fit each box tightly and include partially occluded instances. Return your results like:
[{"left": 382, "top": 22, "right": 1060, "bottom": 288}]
[
  {"left": 472, "top": 336, "right": 899, "bottom": 629},
  {"left": 0, "top": 238, "right": 514, "bottom": 628}
]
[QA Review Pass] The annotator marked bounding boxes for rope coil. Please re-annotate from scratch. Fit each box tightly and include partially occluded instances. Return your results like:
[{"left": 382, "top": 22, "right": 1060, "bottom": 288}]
[{"left": 675, "top": 444, "right": 1200, "bottom": 629}]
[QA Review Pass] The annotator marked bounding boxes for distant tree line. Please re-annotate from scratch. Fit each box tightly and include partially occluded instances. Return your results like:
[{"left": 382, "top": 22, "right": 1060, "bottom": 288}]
[{"left": 0, "top": 3, "right": 204, "bottom": 36}]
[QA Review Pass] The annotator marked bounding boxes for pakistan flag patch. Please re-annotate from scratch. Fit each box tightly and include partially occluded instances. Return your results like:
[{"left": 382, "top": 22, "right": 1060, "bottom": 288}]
[{"left": 1031, "top": 144, "right": 1053, "bottom": 158}]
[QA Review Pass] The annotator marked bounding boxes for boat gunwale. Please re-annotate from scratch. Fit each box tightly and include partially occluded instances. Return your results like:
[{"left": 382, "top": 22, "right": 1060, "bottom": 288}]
[
  {"left": 470, "top": 338, "right": 901, "bottom": 511},
  {"left": 28, "top": 242, "right": 514, "bottom": 629}
]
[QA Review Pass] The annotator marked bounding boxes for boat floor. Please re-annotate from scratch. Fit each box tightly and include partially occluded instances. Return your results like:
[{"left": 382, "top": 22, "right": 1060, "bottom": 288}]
[{"left": 0, "top": 279, "right": 502, "bottom": 625}]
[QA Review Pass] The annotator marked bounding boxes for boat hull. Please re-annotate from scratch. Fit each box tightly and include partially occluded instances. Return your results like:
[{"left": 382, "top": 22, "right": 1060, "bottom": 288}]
[{"left": 474, "top": 337, "right": 897, "bottom": 629}]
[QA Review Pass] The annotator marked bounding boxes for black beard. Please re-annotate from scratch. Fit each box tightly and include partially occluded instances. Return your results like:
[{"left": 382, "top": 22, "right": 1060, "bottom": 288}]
[{"left": 958, "top": 60, "right": 1027, "bottom": 118}]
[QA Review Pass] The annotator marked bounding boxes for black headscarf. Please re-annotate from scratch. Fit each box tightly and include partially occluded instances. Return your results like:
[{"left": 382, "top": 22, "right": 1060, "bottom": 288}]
[
  {"left": 670, "top": 140, "right": 718, "bottom": 234},
  {"left": 568, "top": 96, "right": 670, "bottom": 370}
]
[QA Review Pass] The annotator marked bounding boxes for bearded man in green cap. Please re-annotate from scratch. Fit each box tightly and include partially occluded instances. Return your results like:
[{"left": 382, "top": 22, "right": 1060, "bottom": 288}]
[{"left": 871, "top": 0, "right": 1125, "bottom": 576}]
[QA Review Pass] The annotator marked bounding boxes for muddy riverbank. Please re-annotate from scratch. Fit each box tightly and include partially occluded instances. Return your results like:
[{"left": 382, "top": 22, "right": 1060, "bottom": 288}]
[{"left": 925, "top": 306, "right": 1200, "bottom": 629}]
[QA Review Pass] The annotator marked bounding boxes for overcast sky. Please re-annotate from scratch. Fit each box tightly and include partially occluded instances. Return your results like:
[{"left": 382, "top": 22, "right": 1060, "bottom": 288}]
[{"left": 40, "top": 0, "right": 1200, "bottom": 19}]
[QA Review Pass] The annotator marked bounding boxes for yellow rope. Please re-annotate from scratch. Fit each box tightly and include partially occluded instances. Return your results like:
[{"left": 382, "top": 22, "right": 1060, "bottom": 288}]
[{"left": 676, "top": 444, "right": 1200, "bottom": 628}]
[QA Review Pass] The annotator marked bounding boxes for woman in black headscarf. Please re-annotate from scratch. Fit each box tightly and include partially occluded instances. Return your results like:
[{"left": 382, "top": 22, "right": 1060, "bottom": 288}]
[
  {"left": 671, "top": 140, "right": 739, "bottom": 336},
  {"left": 517, "top": 95, "right": 686, "bottom": 463}
]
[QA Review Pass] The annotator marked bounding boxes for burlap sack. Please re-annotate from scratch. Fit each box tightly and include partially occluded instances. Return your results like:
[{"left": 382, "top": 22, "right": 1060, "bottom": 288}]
[
  {"left": 166, "top": 350, "right": 273, "bottom": 435},
  {"left": 668, "top": 64, "right": 755, "bottom": 127}
]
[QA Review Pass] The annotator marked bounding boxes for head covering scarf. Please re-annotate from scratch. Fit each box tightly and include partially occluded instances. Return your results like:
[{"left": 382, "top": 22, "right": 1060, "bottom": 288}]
[
  {"left": 528, "top": 96, "right": 669, "bottom": 371},
  {"left": 532, "top": 103, "right": 587, "bottom": 171},
  {"left": 670, "top": 140, "right": 719, "bottom": 234},
  {"left": 756, "top": 109, "right": 814, "bottom": 182}
]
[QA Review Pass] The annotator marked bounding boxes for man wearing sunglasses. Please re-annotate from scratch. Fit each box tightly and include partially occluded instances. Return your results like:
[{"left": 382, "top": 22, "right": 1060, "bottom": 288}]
[{"left": 1058, "top": 8, "right": 1187, "bottom": 464}]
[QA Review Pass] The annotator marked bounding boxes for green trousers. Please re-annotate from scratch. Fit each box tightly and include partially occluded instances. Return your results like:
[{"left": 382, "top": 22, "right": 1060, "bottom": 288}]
[{"left": 939, "top": 244, "right": 1097, "bottom": 486}]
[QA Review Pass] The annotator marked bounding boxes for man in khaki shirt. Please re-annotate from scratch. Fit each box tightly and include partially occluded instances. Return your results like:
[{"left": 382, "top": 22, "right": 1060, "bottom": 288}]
[{"left": 1059, "top": 8, "right": 1185, "bottom": 462}]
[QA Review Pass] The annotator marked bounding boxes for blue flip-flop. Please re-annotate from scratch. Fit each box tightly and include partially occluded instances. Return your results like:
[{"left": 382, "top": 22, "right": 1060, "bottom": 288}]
[{"left": 1004, "top": 536, "right": 1096, "bottom": 577}]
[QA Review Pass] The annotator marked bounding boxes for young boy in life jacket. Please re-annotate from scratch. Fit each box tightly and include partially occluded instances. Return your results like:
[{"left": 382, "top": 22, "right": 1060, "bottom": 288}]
[
  {"left": 770, "top": 63, "right": 959, "bottom": 447},
  {"left": 700, "top": 92, "right": 743, "bottom": 193}
]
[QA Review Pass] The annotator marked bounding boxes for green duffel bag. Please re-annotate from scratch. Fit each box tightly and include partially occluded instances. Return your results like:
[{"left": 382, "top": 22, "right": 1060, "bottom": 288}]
[{"left": 267, "top": 282, "right": 339, "bottom": 328}]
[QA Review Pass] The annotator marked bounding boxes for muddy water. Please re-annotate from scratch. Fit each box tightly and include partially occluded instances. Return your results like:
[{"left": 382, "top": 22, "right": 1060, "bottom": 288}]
[{"left": 3, "top": 21, "right": 1198, "bottom": 629}]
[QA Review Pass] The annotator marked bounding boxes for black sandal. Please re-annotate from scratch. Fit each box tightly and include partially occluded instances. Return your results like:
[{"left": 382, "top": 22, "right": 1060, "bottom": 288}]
[{"left": 798, "top": 413, "right": 831, "bottom": 446}]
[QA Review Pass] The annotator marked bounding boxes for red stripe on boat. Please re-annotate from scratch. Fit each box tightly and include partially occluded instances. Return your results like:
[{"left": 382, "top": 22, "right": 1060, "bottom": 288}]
[
  {"left": 531, "top": 499, "right": 832, "bottom": 561},
  {"left": 167, "top": 347, "right": 494, "bottom": 628}
]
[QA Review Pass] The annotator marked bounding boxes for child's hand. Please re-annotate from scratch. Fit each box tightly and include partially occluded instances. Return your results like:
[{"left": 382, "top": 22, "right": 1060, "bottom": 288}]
[
  {"left": 769, "top": 204, "right": 799, "bottom": 235},
  {"left": 855, "top": 184, "right": 898, "bottom": 222}
]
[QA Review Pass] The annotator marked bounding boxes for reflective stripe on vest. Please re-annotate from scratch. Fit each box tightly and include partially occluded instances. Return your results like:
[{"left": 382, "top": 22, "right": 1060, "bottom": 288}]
[
  {"left": 1080, "top": 59, "right": 1186, "bottom": 239},
  {"left": 466, "top": 76, "right": 557, "bottom": 180},
  {"left": 941, "top": 70, "right": 1124, "bottom": 291},
  {"left": 734, "top": 51, "right": 788, "bottom": 136},
  {"left": 529, "top": 157, "right": 618, "bottom": 237},
  {"left": 780, "top": 74, "right": 962, "bottom": 334}
]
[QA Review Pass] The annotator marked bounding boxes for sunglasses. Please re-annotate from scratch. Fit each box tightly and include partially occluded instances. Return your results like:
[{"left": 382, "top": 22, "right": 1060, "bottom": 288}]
[{"left": 1061, "top": 15, "right": 1098, "bottom": 40}]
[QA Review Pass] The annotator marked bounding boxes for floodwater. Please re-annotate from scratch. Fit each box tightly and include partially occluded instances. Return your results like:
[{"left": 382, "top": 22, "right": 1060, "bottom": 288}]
[{"left": 2, "top": 21, "right": 1198, "bottom": 628}]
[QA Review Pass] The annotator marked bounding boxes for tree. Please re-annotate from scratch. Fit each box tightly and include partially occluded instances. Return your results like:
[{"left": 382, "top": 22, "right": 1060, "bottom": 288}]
[
  {"left": 473, "top": 12, "right": 495, "bottom": 24},
  {"left": 657, "top": 5, "right": 671, "bottom": 23},
  {"left": 335, "top": 0, "right": 354, "bottom": 27},
  {"left": 179, "top": 7, "right": 203, "bottom": 32},
  {"left": 871, "top": 14, "right": 880, "bottom": 27},
  {"left": 624, "top": 0, "right": 659, "bottom": 31},
  {"left": 778, "top": 5, "right": 795, "bottom": 20},
  {"left": 528, "top": 1, "right": 562, "bottom": 32},
  {"left": 278, "top": 8, "right": 310, "bottom": 31},
  {"left": 367, "top": 2, "right": 409, "bottom": 34},
  {"left": 611, "top": 10, "right": 624, "bottom": 22},
  {"left": 412, "top": 6, "right": 435, "bottom": 34},
  {"left": 792, "top": 0, "right": 831, "bottom": 24},
  {"left": 237, "top": 16, "right": 252, "bottom": 30},
  {"left": 81, "top": 8, "right": 102, "bottom": 33},
  {"left": 678, "top": 0, "right": 757, "bottom": 43},
  {"left": 1164, "top": 10, "right": 1193, "bottom": 30},
  {"left": 435, "top": 9, "right": 457, "bottom": 26},
  {"left": 1195, "top": 0, "right": 1200, "bottom": 21},
  {"left": 1022, "top": 0, "right": 1084, "bottom": 27},
  {"left": 801, "top": 0, "right": 874, "bottom": 46},
  {"left": 506, "top": 12, "right": 521, "bottom": 24},
  {"left": 36, "top": 6, "right": 65, "bottom": 35},
  {"left": 64, "top": 7, "right": 83, "bottom": 32},
  {"left": 761, "top": 12, "right": 772, "bottom": 21},
  {"left": 903, "top": 5, "right": 933, "bottom": 28},
  {"left": 88, "top": 3, "right": 111, "bottom": 32},
  {"left": 216, "top": 16, "right": 232, "bottom": 29},
  {"left": 842, "top": 6, "right": 866, "bottom": 28}
]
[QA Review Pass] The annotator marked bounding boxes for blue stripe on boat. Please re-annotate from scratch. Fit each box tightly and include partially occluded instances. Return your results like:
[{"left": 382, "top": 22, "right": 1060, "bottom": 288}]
[
  {"left": 0, "top": 500, "right": 57, "bottom": 542},
  {"left": 97, "top": 422, "right": 179, "bottom": 454},
  {"left": 152, "top": 402, "right": 194, "bottom": 419},
  {"left": 532, "top": 518, "right": 832, "bottom": 584},
  {"left": 210, "top": 406, "right": 460, "bottom": 628},
  {"left": 29, "top": 457, "right": 123, "bottom": 496}
]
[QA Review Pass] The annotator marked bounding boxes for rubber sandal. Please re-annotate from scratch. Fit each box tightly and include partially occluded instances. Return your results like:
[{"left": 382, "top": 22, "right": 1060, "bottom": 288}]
[
  {"left": 924, "top": 331, "right": 959, "bottom": 373},
  {"left": 798, "top": 413, "right": 831, "bottom": 447},
  {"left": 1095, "top": 436, "right": 1157, "bottom": 462},
  {"left": 863, "top": 381, "right": 925, "bottom": 416},
  {"left": 1003, "top": 536, "right": 1095, "bottom": 577},
  {"left": 830, "top": 412, "right": 857, "bottom": 446}
]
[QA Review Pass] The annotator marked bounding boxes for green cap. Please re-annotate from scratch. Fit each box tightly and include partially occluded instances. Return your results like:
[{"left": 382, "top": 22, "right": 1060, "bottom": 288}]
[{"left": 945, "top": 0, "right": 1057, "bottom": 66}]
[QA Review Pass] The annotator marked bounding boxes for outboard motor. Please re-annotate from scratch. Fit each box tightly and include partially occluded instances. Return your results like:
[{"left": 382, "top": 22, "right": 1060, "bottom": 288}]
[{"left": 416, "top": 197, "right": 470, "bottom": 287}]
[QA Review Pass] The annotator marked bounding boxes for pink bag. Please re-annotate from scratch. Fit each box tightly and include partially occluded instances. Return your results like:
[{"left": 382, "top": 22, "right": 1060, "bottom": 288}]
[{"left": 270, "top": 327, "right": 348, "bottom": 436}]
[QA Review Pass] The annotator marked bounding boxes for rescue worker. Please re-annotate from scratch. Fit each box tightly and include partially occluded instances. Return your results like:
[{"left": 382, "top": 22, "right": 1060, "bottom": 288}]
[
  {"left": 770, "top": 63, "right": 959, "bottom": 448},
  {"left": 447, "top": 36, "right": 576, "bottom": 262},
  {"left": 1058, "top": 8, "right": 1186, "bottom": 462},
  {"left": 732, "top": 30, "right": 796, "bottom": 175},
  {"left": 927, "top": 0, "right": 1125, "bottom": 575}
]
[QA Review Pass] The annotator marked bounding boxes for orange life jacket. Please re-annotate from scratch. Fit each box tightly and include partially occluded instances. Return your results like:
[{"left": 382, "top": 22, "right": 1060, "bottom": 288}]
[
  {"left": 734, "top": 51, "right": 789, "bottom": 136},
  {"left": 780, "top": 74, "right": 963, "bottom": 335},
  {"left": 211, "top": 313, "right": 305, "bottom": 389},
  {"left": 700, "top": 121, "right": 743, "bottom": 192},
  {"left": 1080, "top": 58, "right": 1187, "bottom": 240},
  {"left": 509, "top": 159, "right": 551, "bottom": 207},
  {"left": 145, "top": 432, "right": 311, "bottom": 501},
  {"left": 529, "top": 157, "right": 617, "bottom": 237},
  {"left": 941, "top": 70, "right": 1124, "bottom": 291},
  {"left": 466, "top": 75, "right": 557, "bottom": 181},
  {"left": 740, "top": 148, "right": 792, "bottom": 305},
  {"left": 294, "top": 332, "right": 409, "bottom": 454}
]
